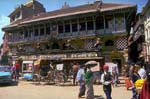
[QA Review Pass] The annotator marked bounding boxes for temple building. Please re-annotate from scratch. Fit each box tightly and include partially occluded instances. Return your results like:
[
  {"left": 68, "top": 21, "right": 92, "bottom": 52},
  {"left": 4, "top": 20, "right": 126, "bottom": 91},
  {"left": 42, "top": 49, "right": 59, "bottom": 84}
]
[{"left": 2, "top": 0, "right": 136, "bottom": 73}]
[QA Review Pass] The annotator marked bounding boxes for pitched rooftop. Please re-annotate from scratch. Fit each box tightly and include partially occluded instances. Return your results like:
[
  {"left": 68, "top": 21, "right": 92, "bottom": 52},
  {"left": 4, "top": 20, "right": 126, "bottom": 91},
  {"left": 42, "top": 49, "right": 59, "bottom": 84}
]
[{"left": 3, "top": 1, "right": 136, "bottom": 30}]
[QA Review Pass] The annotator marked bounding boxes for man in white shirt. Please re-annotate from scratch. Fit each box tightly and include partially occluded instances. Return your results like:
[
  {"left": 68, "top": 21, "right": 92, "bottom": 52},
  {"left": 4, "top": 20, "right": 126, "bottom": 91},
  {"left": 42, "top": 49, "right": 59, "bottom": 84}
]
[
  {"left": 135, "top": 61, "right": 146, "bottom": 79},
  {"left": 76, "top": 65, "right": 85, "bottom": 98},
  {"left": 101, "top": 64, "right": 113, "bottom": 99}
]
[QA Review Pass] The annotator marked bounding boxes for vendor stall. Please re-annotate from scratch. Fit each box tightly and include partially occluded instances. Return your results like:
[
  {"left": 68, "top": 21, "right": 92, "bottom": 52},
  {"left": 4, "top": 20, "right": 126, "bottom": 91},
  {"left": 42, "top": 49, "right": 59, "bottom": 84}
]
[{"left": 22, "top": 61, "right": 34, "bottom": 80}]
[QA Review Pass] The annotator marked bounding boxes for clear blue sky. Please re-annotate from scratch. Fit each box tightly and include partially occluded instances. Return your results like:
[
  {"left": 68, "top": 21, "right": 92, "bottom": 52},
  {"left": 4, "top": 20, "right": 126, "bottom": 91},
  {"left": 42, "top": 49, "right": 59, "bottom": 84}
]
[{"left": 0, "top": 0, "right": 148, "bottom": 45}]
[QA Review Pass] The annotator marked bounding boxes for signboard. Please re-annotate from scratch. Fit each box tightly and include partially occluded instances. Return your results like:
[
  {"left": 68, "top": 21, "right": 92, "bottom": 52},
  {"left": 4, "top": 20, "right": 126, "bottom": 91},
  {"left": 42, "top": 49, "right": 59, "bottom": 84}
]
[
  {"left": 56, "top": 64, "right": 64, "bottom": 70},
  {"left": 70, "top": 52, "right": 97, "bottom": 58},
  {"left": 23, "top": 61, "right": 33, "bottom": 64},
  {"left": 19, "top": 52, "right": 98, "bottom": 60},
  {"left": 91, "top": 62, "right": 100, "bottom": 72}
]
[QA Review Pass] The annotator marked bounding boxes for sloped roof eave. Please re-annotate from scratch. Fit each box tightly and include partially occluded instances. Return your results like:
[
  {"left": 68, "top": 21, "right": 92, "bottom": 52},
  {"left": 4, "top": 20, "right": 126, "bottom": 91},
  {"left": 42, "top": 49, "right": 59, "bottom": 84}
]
[
  {"left": 21, "top": 9, "right": 98, "bottom": 24},
  {"left": 2, "top": 24, "right": 18, "bottom": 31},
  {"left": 21, "top": 5, "right": 136, "bottom": 24},
  {"left": 3, "top": 4, "right": 136, "bottom": 30}
]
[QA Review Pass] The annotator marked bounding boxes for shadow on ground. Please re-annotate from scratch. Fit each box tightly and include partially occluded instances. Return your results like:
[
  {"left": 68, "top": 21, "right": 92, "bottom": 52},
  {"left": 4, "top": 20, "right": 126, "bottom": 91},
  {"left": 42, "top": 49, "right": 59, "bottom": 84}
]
[
  {"left": 94, "top": 95, "right": 104, "bottom": 99},
  {"left": 0, "top": 81, "right": 18, "bottom": 87}
]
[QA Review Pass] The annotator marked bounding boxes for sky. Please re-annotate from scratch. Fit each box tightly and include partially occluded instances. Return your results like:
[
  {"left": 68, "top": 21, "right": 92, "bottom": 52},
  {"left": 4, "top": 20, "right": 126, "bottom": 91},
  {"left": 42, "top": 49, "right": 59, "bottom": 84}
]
[{"left": 0, "top": 0, "right": 148, "bottom": 45}]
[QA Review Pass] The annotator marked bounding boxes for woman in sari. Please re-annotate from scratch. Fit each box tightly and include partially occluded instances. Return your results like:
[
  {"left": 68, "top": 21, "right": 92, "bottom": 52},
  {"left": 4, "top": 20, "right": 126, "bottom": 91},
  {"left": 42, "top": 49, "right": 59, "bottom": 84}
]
[
  {"left": 140, "top": 68, "right": 150, "bottom": 99},
  {"left": 85, "top": 65, "right": 94, "bottom": 99}
]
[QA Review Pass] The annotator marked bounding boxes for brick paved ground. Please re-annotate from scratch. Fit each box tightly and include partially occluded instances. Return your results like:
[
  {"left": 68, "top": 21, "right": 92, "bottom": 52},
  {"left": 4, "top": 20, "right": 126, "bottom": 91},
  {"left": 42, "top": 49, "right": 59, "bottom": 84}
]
[{"left": 0, "top": 77, "right": 132, "bottom": 99}]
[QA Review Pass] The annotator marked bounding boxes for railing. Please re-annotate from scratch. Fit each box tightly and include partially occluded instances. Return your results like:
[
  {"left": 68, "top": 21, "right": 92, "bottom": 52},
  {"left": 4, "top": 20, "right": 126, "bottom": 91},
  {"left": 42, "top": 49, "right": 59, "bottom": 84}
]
[
  {"left": 15, "top": 48, "right": 101, "bottom": 56},
  {"left": 58, "top": 30, "right": 96, "bottom": 39},
  {"left": 8, "top": 35, "right": 51, "bottom": 44},
  {"left": 8, "top": 27, "right": 126, "bottom": 44}
]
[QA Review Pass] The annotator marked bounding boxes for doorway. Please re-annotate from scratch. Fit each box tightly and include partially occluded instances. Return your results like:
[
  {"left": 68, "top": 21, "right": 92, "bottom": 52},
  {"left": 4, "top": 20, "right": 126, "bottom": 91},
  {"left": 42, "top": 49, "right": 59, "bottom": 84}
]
[{"left": 112, "top": 59, "right": 122, "bottom": 74}]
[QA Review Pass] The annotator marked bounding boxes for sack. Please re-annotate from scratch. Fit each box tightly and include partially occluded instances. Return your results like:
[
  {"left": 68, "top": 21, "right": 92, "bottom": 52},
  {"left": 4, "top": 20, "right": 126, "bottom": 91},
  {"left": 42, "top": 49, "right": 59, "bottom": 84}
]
[
  {"left": 135, "top": 79, "right": 145, "bottom": 90},
  {"left": 125, "top": 77, "right": 132, "bottom": 90}
]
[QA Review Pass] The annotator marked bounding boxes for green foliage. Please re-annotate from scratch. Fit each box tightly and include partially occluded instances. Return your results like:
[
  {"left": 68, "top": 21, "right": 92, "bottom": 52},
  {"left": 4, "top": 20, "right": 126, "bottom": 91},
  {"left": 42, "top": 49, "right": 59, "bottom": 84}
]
[
  {"left": 72, "top": 38, "right": 84, "bottom": 49},
  {"left": 101, "top": 35, "right": 116, "bottom": 51}
]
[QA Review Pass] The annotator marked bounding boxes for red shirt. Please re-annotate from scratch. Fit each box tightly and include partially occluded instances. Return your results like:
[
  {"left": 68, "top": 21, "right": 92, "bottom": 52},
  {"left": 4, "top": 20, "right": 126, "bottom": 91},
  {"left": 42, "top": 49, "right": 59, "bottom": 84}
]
[{"left": 14, "top": 63, "right": 20, "bottom": 70}]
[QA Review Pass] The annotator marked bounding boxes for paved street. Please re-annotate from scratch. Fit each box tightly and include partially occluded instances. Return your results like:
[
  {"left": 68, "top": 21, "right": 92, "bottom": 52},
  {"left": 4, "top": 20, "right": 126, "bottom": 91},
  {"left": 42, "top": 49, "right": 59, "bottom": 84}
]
[{"left": 0, "top": 77, "right": 132, "bottom": 99}]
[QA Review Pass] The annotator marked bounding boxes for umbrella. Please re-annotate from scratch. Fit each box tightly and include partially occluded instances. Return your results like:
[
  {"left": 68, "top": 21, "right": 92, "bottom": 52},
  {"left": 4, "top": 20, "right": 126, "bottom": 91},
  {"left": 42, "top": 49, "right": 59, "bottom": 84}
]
[{"left": 85, "top": 60, "right": 98, "bottom": 67}]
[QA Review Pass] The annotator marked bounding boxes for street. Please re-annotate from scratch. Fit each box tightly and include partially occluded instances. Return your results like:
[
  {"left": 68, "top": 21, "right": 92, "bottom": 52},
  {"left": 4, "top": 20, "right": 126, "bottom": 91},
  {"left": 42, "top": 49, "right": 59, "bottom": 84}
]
[{"left": 0, "top": 77, "right": 132, "bottom": 99}]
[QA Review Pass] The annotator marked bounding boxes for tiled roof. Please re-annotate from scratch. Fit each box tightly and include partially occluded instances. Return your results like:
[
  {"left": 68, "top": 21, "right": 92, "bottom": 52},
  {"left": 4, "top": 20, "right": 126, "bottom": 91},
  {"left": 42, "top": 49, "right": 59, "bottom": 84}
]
[{"left": 3, "top": 1, "right": 136, "bottom": 29}]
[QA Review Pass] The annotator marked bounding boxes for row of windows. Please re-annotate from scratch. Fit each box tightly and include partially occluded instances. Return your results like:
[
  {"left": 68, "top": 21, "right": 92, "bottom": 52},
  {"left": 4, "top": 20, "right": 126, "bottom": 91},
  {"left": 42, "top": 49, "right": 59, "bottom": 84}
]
[
  {"left": 23, "top": 27, "right": 50, "bottom": 38},
  {"left": 17, "top": 16, "right": 124, "bottom": 38}
]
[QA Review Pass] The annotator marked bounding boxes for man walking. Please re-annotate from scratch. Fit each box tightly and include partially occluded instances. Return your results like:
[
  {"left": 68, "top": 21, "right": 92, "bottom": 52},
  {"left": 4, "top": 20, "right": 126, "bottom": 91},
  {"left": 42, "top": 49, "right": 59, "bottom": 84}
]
[{"left": 76, "top": 65, "right": 85, "bottom": 98}]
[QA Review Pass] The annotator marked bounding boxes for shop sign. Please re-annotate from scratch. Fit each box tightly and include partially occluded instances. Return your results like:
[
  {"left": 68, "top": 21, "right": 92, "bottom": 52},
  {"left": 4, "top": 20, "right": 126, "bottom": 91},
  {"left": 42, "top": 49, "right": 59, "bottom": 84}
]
[
  {"left": 70, "top": 52, "right": 97, "bottom": 58},
  {"left": 40, "top": 54, "right": 67, "bottom": 59},
  {"left": 19, "top": 52, "right": 98, "bottom": 60}
]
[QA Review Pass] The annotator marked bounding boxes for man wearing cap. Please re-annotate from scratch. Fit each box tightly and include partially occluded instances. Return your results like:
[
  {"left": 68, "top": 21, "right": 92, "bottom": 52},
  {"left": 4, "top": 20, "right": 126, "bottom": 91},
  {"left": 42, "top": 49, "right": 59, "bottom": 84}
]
[{"left": 101, "top": 64, "right": 113, "bottom": 99}]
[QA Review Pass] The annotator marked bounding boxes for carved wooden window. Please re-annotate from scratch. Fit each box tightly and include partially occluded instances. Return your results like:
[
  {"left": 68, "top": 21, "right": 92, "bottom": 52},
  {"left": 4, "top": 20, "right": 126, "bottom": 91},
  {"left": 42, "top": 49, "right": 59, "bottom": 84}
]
[
  {"left": 87, "top": 17, "right": 93, "bottom": 30},
  {"left": 46, "top": 26, "right": 50, "bottom": 35},
  {"left": 72, "top": 23, "right": 78, "bottom": 32},
  {"left": 40, "top": 28, "right": 44, "bottom": 36},
  {"left": 65, "top": 24, "right": 70, "bottom": 33},
  {"left": 58, "top": 23, "right": 63, "bottom": 33},
  {"left": 105, "top": 40, "right": 114, "bottom": 46},
  {"left": 34, "top": 28, "right": 39, "bottom": 36},
  {"left": 96, "top": 16, "right": 104, "bottom": 29}
]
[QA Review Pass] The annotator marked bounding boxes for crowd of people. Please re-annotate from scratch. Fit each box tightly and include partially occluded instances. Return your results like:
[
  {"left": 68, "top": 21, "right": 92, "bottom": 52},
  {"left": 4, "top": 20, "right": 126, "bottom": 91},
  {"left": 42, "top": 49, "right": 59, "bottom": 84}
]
[
  {"left": 75, "top": 62, "right": 118, "bottom": 99},
  {"left": 125, "top": 60, "right": 150, "bottom": 99},
  {"left": 10, "top": 59, "right": 150, "bottom": 99},
  {"left": 75, "top": 59, "right": 150, "bottom": 99}
]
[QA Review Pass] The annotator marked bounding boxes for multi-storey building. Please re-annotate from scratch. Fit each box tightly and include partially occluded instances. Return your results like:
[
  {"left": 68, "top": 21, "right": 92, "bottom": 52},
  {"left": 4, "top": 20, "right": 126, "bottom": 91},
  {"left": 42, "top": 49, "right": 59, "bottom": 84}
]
[
  {"left": 2, "top": 0, "right": 136, "bottom": 73},
  {"left": 128, "top": 13, "right": 145, "bottom": 63},
  {"left": 142, "top": 0, "right": 150, "bottom": 62}
]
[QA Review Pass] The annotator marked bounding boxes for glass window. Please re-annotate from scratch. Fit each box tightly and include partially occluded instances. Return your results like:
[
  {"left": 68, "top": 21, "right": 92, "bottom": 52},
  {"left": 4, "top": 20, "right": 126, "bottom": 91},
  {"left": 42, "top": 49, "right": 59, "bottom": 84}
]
[
  {"left": 58, "top": 25, "right": 63, "bottom": 33},
  {"left": 40, "top": 28, "right": 44, "bottom": 36},
  {"left": 65, "top": 24, "right": 70, "bottom": 33},
  {"left": 46, "top": 27, "right": 50, "bottom": 35},
  {"left": 34, "top": 29, "right": 39, "bottom": 36},
  {"left": 24, "top": 30, "right": 28, "bottom": 38},
  {"left": 16, "top": 11, "right": 20, "bottom": 18},
  {"left": 87, "top": 21, "right": 93, "bottom": 30},
  {"left": 72, "top": 24, "right": 78, "bottom": 32},
  {"left": 29, "top": 29, "right": 33, "bottom": 37},
  {"left": 0, "top": 66, "right": 11, "bottom": 72},
  {"left": 96, "top": 16, "right": 104, "bottom": 29},
  {"left": 79, "top": 22, "right": 85, "bottom": 31},
  {"left": 105, "top": 15, "right": 113, "bottom": 28}
]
